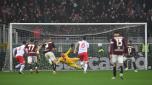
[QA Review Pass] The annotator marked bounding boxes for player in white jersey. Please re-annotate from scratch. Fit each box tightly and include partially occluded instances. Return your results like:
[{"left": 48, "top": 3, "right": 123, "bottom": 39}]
[
  {"left": 13, "top": 41, "right": 27, "bottom": 74},
  {"left": 74, "top": 36, "right": 89, "bottom": 73}
]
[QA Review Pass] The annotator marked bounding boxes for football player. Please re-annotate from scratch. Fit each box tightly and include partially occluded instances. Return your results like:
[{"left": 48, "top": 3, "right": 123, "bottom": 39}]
[
  {"left": 42, "top": 38, "right": 57, "bottom": 74},
  {"left": 13, "top": 41, "right": 27, "bottom": 74},
  {"left": 56, "top": 44, "right": 82, "bottom": 69},
  {"left": 25, "top": 39, "right": 39, "bottom": 73},
  {"left": 123, "top": 40, "right": 138, "bottom": 72},
  {"left": 74, "top": 36, "right": 89, "bottom": 73},
  {"left": 109, "top": 32, "right": 128, "bottom": 80}
]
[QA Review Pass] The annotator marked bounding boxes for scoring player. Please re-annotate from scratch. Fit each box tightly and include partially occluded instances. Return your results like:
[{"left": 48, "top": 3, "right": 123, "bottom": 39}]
[
  {"left": 123, "top": 40, "right": 138, "bottom": 72},
  {"left": 25, "top": 39, "right": 39, "bottom": 73},
  {"left": 42, "top": 38, "right": 57, "bottom": 74},
  {"left": 13, "top": 41, "right": 27, "bottom": 74},
  {"left": 56, "top": 44, "right": 82, "bottom": 69},
  {"left": 74, "top": 36, "right": 89, "bottom": 73},
  {"left": 109, "top": 32, "right": 128, "bottom": 80}
]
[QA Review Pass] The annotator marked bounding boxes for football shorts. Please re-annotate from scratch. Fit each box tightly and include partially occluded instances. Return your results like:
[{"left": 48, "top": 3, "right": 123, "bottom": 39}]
[
  {"left": 16, "top": 56, "right": 25, "bottom": 64},
  {"left": 45, "top": 52, "right": 56, "bottom": 62},
  {"left": 78, "top": 52, "right": 88, "bottom": 61},
  {"left": 111, "top": 54, "right": 123, "bottom": 64},
  {"left": 27, "top": 56, "right": 38, "bottom": 64}
]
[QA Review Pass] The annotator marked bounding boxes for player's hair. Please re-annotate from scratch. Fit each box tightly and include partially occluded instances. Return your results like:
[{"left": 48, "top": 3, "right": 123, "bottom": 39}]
[
  {"left": 113, "top": 31, "right": 121, "bottom": 37},
  {"left": 128, "top": 40, "right": 132, "bottom": 43},
  {"left": 82, "top": 36, "right": 86, "bottom": 40},
  {"left": 114, "top": 31, "right": 120, "bottom": 34},
  {"left": 30, "top": 38, "right": 34, "bottom": 42},
  {"left": 22, "top": 41, "right": 26, "bottom": 44},
  {"left": 34, "top": 40, "right": 38, "bottom": 45},
  {"left": 70, "top": 43, "right": 74, "bottom": 48}
]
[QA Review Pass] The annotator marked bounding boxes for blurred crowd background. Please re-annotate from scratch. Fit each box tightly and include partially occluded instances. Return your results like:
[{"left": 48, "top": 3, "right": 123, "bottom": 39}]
[{"left": 1, "top": 0, "right": 152, "bottom": 34}]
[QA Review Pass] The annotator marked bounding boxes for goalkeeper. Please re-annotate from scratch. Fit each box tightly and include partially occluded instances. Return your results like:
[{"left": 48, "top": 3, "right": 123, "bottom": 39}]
[{"left": 56, "top": 44, "right": 82, "bottom": 69}]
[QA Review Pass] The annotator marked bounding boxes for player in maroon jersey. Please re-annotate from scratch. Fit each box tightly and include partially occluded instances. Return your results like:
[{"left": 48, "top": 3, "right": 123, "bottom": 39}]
[
  {"left": 25, "top": 39, "right": 39, "bottom": 73},
  {"left": 109, "top": 32, "right": 128, "bottom": 80},
  {"left": 42, "top": 38, "right": 57, "bottom": 74},
  {"left": 123, "top": 40, "right": 138, "bottom": 72}
]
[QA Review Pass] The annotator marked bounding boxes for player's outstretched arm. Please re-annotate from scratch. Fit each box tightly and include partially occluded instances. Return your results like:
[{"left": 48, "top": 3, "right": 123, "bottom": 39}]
[{"left": 65, "top": 48, "right": 72, "bottom": 55}]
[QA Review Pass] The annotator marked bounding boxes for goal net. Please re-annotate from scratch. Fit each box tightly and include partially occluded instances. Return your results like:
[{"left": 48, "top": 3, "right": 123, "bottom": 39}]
[{"left": 5, "top": 23, "right": 147, "bottom": 71}]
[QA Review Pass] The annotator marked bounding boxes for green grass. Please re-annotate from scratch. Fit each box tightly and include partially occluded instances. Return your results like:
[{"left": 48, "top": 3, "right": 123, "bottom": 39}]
[{"left": 0, "top": 70, "right": 152, "bottom": 85}]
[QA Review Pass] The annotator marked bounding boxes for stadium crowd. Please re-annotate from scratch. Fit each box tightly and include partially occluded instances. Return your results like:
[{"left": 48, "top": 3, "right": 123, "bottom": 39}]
[
  {"left": 1, "top": 0, "right": 151, "bottom": 35},
  {"left": 1, "top": 0, "right": 151, "bottom": 23}
]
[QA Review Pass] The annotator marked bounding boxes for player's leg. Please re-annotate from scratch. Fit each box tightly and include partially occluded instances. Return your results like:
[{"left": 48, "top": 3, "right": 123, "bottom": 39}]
[
  {"left": 80, "top": 61, "right": 84, "bottom": 69},
  {"left": 112, "top": 63, "right": 117, "bottom": 79},
  {"left": 131, "top": 57, "right": 138, "bottom": 72},
  {"left": 70, "top": 58, "right": 81, "bottom": 69},
  {"left": 45, "top": 52, "right": 52, "bottom": 64},
  {"left": 71, "top": 58, "right": 80, "bottom": 63},
  {"left": 27, "top": 56, "right": 33, "bottom": 73},
  {"left": 33, "top": 56, "right": 39, "bottom": 73},
  {"left": 52, "top": 62, "right": 57, "bottom": 73},
  {"left": 19, "top": 64, "right": 25, "bottom": 74},
  {"left": 45, "top": 52, "right": 55, "bottom": 73},
  {"left": 18, "top": 56, "right": 25, "bottom": 74},
  {"left": 83, "top": 52, "right": 89, "bottom": 73},
  {"left": 111, "top": 55, "right": 117, "bottom": 79},
  {"left": 49, "top": 52, "right": 57, "bottom": 73},
  {"left": 78, "top": 54, "right": 84, "bottom": 68},
  {"left": 118, "top": 55, "right": 124, "bottom": 80},
  {"left": 15, "top": 64, "right": 21, "bottom": 69},
  {"left": 83, "top": 61, "right": 88, "bottom": 73},
  {"left": 15, "top": 56, "right": 21, "bottom": 69},
  {"left": 45, "top": 52, "right": 53, "bottom": 70},
  {"left": 123, "top": 57, "right": 128, "bottom": 71},
  {"left": 69, "top": 63, "right": 82, "bottom": 69}
]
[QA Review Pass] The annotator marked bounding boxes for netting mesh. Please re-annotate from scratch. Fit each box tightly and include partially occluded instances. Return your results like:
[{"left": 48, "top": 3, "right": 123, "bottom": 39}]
[{"left": 4, "top": 23, "right": 147, "bottom": 71}]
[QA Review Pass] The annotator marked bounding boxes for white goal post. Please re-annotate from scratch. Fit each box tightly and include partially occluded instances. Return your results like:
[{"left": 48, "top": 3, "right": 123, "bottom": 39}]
[{"left": 8, "top": 23, "right": 147, "bottom": 71}]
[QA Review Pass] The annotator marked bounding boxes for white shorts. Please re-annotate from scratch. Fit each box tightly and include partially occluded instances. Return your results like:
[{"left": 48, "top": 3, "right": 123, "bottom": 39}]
[
  {"left": 27, "top": 56, "right": 38, "bottom": 64},
  {"left": 123, "top": 57, "right": 135, "bottom": 62},
  {"left": 111, "top": 54, "right": 124, "bottom": 64},
  {"left": 45, "top": 52, "right": 56, "bottom": 63}
]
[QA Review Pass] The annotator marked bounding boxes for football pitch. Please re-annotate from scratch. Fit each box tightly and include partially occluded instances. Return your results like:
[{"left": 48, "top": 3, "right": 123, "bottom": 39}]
[{"left": 0, "top": 70, "right": 152, "bottom": 85}]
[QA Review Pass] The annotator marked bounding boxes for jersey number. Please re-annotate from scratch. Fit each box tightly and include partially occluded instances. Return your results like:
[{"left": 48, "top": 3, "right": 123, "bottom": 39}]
[
  {"left": 80, "top": 43, "right": 85, "bottom": 48},
  {"left": 128, "top": 47, "right": 132, "bottom": 54},
  {"left": 45, "top": 44, "right": 49, "bottom": 49},
  {"left": 115, "top": 38, "right": 123, "bottom": 47},
  {"left": 28, "top": 45, "right": 35, "bottom": 51}
]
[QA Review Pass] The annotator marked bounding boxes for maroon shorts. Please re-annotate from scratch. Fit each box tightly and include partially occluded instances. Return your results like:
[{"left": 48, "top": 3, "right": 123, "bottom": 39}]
[
  {"left": 16, "top": 56, "right": 25, "bottom": 64},
  {"left": 78, "top": 52, "right": 88, "bottom": 61}
]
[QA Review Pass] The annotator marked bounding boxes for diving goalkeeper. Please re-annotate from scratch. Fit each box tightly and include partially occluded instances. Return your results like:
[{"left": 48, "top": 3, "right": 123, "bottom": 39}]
[{"left": 56, "top": 44, "right": 82, "bottom": 69}]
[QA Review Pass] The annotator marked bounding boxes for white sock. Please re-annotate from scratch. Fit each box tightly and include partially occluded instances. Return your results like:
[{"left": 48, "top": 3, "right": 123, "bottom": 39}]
[
  {"left": 80, "top": 62, "right": 84, "bottom": 66},
  {"left": 35, "top": 66, "right": 38, "bottom": 70},
  {"left": 20, "top": 65, "right": 25, "bottom": 72},
  {"left": 84, "top": 63, "right": 88, "bottom": 72},
  {"left": 80, "top": 61, "right": 84, "bottom": 68},
  {"left": 15, "top": 64, "right": 21, "bottom": 69},
  {"left": 120, "top": 73, "right": 123, "bottom": 77},
  {"left": 49, "top": 59, "right": 52, "bottom": 65}
]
